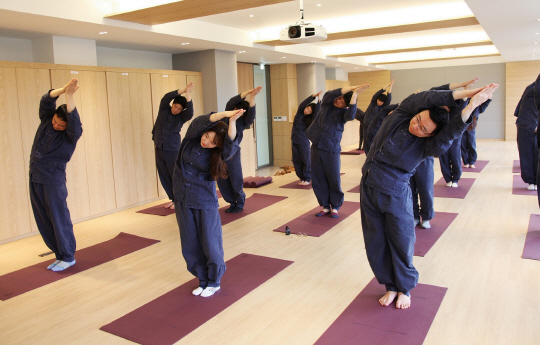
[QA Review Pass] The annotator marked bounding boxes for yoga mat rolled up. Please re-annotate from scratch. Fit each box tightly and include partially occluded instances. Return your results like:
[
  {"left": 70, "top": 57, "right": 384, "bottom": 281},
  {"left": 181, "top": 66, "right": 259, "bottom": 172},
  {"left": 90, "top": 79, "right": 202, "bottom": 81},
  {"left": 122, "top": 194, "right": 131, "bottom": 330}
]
[
  {"left": 243, "top": 176, "right": 256, "bottom": 187},
  {"left": 314, "top": 278, "right": 447, "bottom": 345},
  {"left": 0, "top": 233, "right": 160, "bottom": 300},
  {"left": 251, "top": 176, "right": 272, "bottom": 187},
  {"left": 100, "top": 253, "right": 294, "bottom": 345}
]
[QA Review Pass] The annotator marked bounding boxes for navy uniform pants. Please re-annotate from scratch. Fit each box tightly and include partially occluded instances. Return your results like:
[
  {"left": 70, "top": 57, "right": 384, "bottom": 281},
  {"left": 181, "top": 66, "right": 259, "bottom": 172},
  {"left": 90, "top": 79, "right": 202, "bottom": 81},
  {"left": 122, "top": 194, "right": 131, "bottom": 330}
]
[
  {"left": 217, "top": 149, "right": 246, "bottom": 209},
  {"left": 292, "top": 143, "right": 311, "bottom": 182},
  {"left": 461, "top": 129, "right": 477, "bottom": 165},
  {"left": 30, "top": 181, "right": 76, "bottom": 262},
  {"left": 311, "top": 146, "right": 343, "bottom": 210},
  {"left": 517, "top": 127, "right": 538, "bottom": 185},
  {"left": 175, "top": 202, "right": 226, "bottom": 287},
  {"left": 439, "top": 138, "right": 462, "bottom": 183},
  {"left": 410, "top": 157, "right": 435, "bottom": 221},
  {"left": 155, "top": 147, "right": 178, "bottom": 201},
  {"left": 360, "top": 177, "right": 418, "bottom": 295}
]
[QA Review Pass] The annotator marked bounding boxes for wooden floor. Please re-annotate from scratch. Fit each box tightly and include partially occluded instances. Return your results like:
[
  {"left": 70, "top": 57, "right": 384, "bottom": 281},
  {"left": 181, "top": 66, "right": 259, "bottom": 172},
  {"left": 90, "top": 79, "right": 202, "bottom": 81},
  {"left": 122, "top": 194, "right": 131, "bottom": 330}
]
[{"left": 1, "top": 140, "right": 539, "bottom": 345}]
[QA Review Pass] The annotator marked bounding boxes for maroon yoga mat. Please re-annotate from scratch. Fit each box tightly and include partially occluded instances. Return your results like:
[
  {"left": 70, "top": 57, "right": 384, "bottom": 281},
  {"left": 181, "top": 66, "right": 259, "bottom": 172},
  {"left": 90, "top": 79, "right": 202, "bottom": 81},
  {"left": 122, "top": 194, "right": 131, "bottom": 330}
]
[
  {"left": 0, "top": 233, "right": 160, "bottom": 300},
  {"left": 137, "top": 203, "right": 175, "bottom": 216},
  {"left": 340, "top": 149, "right": 365, "bottom": 155},
  {"left": 314, "top": 278, "right": 447, "bottom": 345},
  {"left": 273, "top": 201, "right": 360, "bottom": 237},
  {"left": 280, "top": 180, "right": 313, "bottom": 190},
  {"left": 100, "top": 253, "right": 293, "bottom": 345},
  {"left": 250, "top": 176, "right": 272, "bottom": 187},
  {"left": 433, "top": 177, "right": 475, "bottom": 199},
  {"left": 513, "top": 160, "right": 521, "bottom": 173},
  {"left": 461, "top": 160, "right": 488, "bottom": 172},
  {"left": 522, "top": 214, "right": 540, "bottom": 260},
  {"left": 243, "top": 176, "right": 257, "bottom": 187},
  {"left": 414, "top": 212, "right": 458, "bottom": 257},
  {"left": 347, "top": 184, "right": 360, "bottom": 193},
  {"left": 512, "top": 175, "right": 537, "bottom": 196},
  {"left": 219, "top": 193, "right": 287, "bottom": 226}
]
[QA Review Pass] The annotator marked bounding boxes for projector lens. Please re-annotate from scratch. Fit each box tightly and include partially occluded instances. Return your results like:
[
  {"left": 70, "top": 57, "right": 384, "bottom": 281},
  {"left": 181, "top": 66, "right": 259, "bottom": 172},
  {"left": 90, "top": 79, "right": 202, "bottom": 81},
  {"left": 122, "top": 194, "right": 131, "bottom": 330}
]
[{"left": 288, "top": 26, "right": 301, "bottom": 38}]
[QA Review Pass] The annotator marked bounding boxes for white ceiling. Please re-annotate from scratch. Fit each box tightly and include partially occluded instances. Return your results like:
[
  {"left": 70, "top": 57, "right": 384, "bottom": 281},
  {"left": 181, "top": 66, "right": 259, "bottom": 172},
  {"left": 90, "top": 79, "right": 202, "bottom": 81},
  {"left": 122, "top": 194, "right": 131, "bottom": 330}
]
[{"left": 0, "top": 0, "right": 537, "bottom": 71}]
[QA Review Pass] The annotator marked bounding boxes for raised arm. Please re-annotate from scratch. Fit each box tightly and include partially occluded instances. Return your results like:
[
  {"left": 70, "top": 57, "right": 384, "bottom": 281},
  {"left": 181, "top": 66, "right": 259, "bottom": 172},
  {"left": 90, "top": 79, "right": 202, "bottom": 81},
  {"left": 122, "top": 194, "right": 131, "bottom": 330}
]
[
  {"left": 449, "top": 78, "right": 478, "bottom": 91},
  {"left": 383, "top": 79, "right": 395, "bottom": 93},
  {"left": 64, "top": 79, "right": 82, "bottom": 143},
  {"left": 348, "top": 84, "right": 370, "bottom": 106},
  {"left": 180, "top": 83, "right": 195, "bottom": 122},
  {"left": 458, "top": 84, "right": 499, "bottom": 123}
]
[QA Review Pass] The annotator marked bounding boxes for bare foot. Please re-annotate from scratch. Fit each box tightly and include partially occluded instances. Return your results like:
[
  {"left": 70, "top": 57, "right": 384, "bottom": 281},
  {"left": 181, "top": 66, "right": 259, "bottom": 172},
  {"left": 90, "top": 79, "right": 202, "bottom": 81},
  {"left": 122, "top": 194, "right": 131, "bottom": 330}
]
[
  {"left": 298, "top": 181, "right": 310, "bottom": 186},
  {"left": 396, "top": 292, "right": 411, "bottom": 309},
  {"left": 169, "top": 203, "right": 175, "bottom": 210},
  {"left": 379, "top": 291, "right": 398, "bottom": 306},
  {"left": 165, "top": 202, "right": 174, "bottom": 209}
]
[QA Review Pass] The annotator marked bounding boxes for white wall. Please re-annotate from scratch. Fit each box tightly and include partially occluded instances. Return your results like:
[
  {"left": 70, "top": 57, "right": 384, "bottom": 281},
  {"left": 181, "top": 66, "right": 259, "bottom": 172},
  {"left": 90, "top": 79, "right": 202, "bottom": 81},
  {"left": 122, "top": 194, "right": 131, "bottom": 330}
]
[
  {"left": 97, "top": 46, "right": 173, "bottom": 70},
  {"left": 0, "top": 37, "right": 33, "bottom": 62}
]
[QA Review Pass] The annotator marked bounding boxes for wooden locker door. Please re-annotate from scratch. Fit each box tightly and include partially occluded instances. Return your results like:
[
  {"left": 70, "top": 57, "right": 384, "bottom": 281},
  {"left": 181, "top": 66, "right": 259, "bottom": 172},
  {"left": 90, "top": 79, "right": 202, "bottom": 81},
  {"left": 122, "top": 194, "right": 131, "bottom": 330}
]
[
  {"left": 0, "top": 67, "right": 33, "bottom": 241},
  {"left": 106, "top": 72, "right": 138, "bottom": 208},
  {"left": 129, "top": 72, "right": 158, "bottom": 202},
  {"left": 50, "top": 70, "right": 91, "bottom": 221},
  {"left": 15, "top": 67, "right": 51, "bottom": 234},
  {"left": 79, "top": 70, "right": 117, "bottom": 215},
  {"left": 150, "top": 73, "right": 171, "bottom": 198},
  {"left": 236, "top": 63, "right": 257, "bottom": 177},
  {"left": 168, "top": 74, "right": 189, "bottom": 140}
]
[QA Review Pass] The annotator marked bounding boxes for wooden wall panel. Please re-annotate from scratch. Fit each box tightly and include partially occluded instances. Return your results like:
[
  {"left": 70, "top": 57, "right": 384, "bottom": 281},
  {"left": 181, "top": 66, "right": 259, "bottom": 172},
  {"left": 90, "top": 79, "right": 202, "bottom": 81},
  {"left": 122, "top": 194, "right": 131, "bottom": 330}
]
[
  {"left": 78, "top": 70, "right": 117, "bottom": 215},
  {"left": 237, "top": 63, "right": 257, "bottom": 177},
  {"left": 270, "top": 64, "right": 296, "bottom": 166},
  {"left": 50, "top": 70, "right": 91, "bottom": 220},
  {"left": 15, "top": 67, "right": 51, "bottom": 234},
  {"left": 505, "top": 61, "right": 540, "bottom": 141},
  {"left": 0, "top": 67, "right": 32, "bottom": 241},
  {"left": 106, "top": 72, "right": 138, "bottom": 208},
  {"left": 129, "top": 73, "right": 158, "bottom": 202}
]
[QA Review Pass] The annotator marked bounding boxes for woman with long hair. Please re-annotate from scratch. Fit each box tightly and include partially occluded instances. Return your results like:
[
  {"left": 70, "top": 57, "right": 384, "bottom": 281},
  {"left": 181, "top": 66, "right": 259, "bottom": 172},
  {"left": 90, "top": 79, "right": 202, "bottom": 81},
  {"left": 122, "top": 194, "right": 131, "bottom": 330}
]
[{"left": 173, "top": 109, "right": 245, "bottom": 297}]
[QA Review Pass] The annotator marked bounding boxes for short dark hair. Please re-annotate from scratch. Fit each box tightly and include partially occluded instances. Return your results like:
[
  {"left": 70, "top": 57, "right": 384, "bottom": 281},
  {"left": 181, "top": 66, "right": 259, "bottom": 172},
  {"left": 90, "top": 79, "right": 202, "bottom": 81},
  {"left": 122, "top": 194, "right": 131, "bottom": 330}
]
[
  {"left": 173, "top": 95, "right": 187, "bottom": 110},
  {"left": 427, "top": 106, "right": 450, "bottom": 135},
  {"left": 234, "top": 100, "right": 250, "bottom": 113},
  {"left": 305, "top": 103, "right": 316, "bottom": 114},
  {"left": 377, "top": 94, "right": 387, "bottom": 103},
  {"left": 343, "top": 91, "right": 353, "bottom": 106},
  {"left": 55, "top": 104, "right": 68, "bottom": 122}
]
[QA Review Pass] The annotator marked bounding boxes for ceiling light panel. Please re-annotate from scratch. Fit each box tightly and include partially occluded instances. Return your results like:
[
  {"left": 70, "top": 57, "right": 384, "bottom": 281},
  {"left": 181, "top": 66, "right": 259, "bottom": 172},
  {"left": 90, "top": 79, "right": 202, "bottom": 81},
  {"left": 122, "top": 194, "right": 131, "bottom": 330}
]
[{"left": 365, "top": 45, "right": 499, "bottom": 64}]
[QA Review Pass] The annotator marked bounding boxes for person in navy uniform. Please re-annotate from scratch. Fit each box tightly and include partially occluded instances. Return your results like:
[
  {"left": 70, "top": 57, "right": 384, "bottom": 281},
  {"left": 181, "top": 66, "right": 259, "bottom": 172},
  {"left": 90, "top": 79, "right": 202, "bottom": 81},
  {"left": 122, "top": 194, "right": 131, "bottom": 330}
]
[
  {"left": 173, "top": 108, "right": 245, "bottom": 298},
  {"left": 362, "top": 80, "right": 394, "bottom": 154},
  {"left": 306, "top": 84, "right": 370, "bottom": 218},
  {"left": 218, "top": 87, "right": 262, "bottom": 213},
  {"left": 152, "top": 82, "right": 194, "bottom": 210},
  {"left": 515, "top": 80, "right": 539, "bottom": 191},
  {"left": 461, "top": 99, "right": 491, "bottom": 169},
  {"left": 29, "top": 78, "right": 83, "bottom": 272},
  {"left": 291, "top": 91, "right": 322, "bottom": 185},
  {"left": 360, "top": 83, "right": 498, "bottom": 309}
]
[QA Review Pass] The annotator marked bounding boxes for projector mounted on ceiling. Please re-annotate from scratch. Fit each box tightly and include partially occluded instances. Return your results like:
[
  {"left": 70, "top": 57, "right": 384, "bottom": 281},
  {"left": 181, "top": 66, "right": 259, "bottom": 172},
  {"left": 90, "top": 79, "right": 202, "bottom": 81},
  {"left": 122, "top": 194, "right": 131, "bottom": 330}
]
[{"left": 280, "top": 0, "right": 327, "bottom": 44}]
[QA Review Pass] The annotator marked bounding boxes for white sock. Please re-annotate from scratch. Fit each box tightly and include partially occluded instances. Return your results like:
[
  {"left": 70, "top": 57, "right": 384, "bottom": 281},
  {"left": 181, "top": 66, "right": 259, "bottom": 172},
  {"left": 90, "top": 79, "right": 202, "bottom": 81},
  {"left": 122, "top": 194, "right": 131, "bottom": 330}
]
[
  {"left": 51, "top": 259, "right": 76, "bottom": 272},
  {"left": 192, "top": 287, "right": 204, "bottom": 296},
  {"left": 47, "top": 260, "right": 61, "bottom": 270},
  {"left": 201, "top": 286, "right": 220, "bottom": 297},
  {"left": 445, "top": 182, "right": 452, "bottom": 187},
  {"left": 421, "top": 220, "right": 431, "bottom": 229},
  {"left": 451, "top": 182, "right": 458, "bottom": 188},
  {"left": 527, "top": 184, "right": 535, "bottom": 190}
]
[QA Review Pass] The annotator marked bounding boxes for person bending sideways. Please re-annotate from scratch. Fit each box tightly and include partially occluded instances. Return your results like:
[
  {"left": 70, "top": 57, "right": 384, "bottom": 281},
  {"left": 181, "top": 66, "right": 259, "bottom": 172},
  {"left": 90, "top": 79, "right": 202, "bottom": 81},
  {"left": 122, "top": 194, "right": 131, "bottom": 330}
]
[
  {"left": 30, "top": 78, "right": 83, "bottom": 272},
  {"left": 360, "top": 83, "right": 498, "bottom": 309}
]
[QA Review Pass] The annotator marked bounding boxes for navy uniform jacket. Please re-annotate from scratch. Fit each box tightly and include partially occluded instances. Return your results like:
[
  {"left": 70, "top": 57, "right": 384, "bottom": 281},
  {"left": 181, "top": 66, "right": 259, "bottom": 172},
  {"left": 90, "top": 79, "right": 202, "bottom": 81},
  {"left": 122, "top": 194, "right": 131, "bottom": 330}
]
[
  {"left": 363, "top": 89, "right": 391, "bottom": 136},
  {"left": 470, "top": 98, "right": 491, "bottom": 122},
  {"left": 355, "top": 108, "right": 366, "bottom": 122},
  {"left": 291, "top": 95, "right": 321, "bottom": 145},
  {"left": 536, "top": 74, "right": 540, "bottom": 112},
  {"left": 306, "top": 88, "right": 358, "bottom": 152},
  {"left": 364, "top": 103, "right": 399, "bottom": 153},
  {"left": 30, "top": 91, "right": 83, "bottom": 185},
  {"left": 152, "top": 90, "right": 194, "bottom": 151},
  {"left": 173, "top": 114, "right": 239, "bottom": 209},
  {"left": 362, "top": 90, "right": 471, "bottom": 197},
  {"left": 515, "top": 83, "right": 538, "bottom": 130},
  {"left": 221, "top": 94, "right": 256, "bottom": 144}
]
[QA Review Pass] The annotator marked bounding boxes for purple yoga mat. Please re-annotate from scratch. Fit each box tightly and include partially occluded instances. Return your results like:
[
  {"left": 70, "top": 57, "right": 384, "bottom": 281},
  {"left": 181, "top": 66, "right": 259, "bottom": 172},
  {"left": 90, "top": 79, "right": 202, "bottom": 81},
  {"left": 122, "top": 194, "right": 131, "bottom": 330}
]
[
  {"left": 461, "top": 160, "right": 489, "bottom": 172},
  {"left": 414, "top": 212, "right": 458, "bottom": 257},
  {"left": 523, "top": 214, "right": 540, "bottom": 260},
  {"left": 347, "top": 185, "right": 360, "bottom": 193},
  {"left": 250, "top": 176, "right": 272, "bottom": 187},
  {"left": 219, "top": 193, "right": 287, "bottom": 225},
  {"left": 433, "top": 177, "right": 475, "bottom": 199},
  {"left": 513, "top": 160, "right": 521, "bottom": 173},
  {"left": 137, "top": 203, "right": 175, "bottom": 216},
  {"left": 512, "top": 175, "right": 537, "bottom": 196},
  {"left": 100, "top": 253, "right": 293, "bottom": 345},
  {"left": 243, "top": 176, "right": 257, "bottom": 187},
  {"left": 280, "top": 180, "right": 313, "bottom": 190},
  {"left": 340, "top": 149, "right": 365, "bottom": 155},
  {"left": 314, "top": 278, "right": 447, "bottom": 345},
  {"left": 273, "top": 201, "right": 360, "bottom": 237},
  {"left": 0, "top": 233, "right": 160, "bottom": 300}
]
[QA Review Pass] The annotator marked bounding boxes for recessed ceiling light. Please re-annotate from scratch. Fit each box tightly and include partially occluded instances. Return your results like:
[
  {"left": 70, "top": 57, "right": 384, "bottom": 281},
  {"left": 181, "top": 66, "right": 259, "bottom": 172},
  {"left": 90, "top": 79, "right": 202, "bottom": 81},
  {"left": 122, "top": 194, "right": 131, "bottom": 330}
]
[
  {"left": 317, "top": 4, "right": 321, "bottom": 6},
  {"left": 282, "top": 57, "right": 286, "bottom": 59},
  {"left": 367, "top": 69, "right": 371, "bottom": 71},
  {"left": 535, "top": 42, "right": 538, "bottom": 44},
  {"left": 536, "top": 33, "right": 539, "bottom": 35},
  {"left": 99, "top": 31, "right": 107, "bottom": 35},
  {"left": 249, "top": 14, "right": 254, "bottom": 17},
  {"left": 335, "top": 64, "right": 340, "bottom": 66}
]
